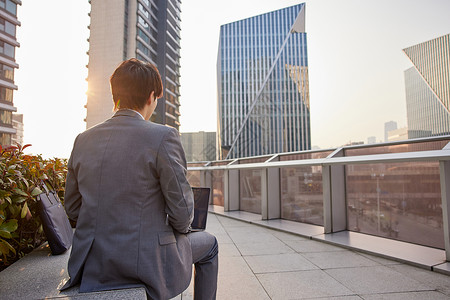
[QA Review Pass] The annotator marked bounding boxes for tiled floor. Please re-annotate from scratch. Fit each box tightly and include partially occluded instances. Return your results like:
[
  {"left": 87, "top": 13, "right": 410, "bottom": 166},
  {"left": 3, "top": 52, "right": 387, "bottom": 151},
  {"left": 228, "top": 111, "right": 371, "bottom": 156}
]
[
  {"left": 1, "top": 210, "right": 449, "bottom": 299},
  {"left": 179, "top": 212, "right": 450, "bottom": 299}
]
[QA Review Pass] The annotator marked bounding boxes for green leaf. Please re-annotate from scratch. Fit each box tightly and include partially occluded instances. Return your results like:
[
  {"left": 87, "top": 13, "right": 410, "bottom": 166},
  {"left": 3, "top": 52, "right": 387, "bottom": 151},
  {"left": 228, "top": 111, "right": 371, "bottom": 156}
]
[
  {"left": 12, "top": 195, "right": 28, "bottom": 204},
  {"left": 0, "top": 219, "right": 18, "bottom": 232},
  {"left": 0, "top": 189, "right": 9, "bottom": 198},
  {"left": 0, "top": 240, "right": 8, "bottom": 255},
  {"left": 21, "top": 202, "right": 29, "bottom": 219},
  {"left": 0, "top": 239, "right": 16, "bottom": 255},
  {"left": 22, "top": 178, "right": 30, "bottom": 189},
  {"left": 0, "top": 230, "right": 11, "bottom": 239},
  {"left": 30, "top": 187, "right": 43, "bottom": 197},
  {"left": 13, "top": 188, "right": 28, "bottom": 197},
  {"left": 8, "top": 205, "right": 20, "bottom": 217}
]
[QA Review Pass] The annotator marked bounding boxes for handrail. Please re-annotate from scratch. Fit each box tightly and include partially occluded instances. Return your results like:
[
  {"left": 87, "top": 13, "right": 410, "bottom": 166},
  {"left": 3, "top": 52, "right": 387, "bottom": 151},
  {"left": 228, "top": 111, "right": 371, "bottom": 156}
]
[{"left": 188, "top": 148, "right": 450, "bottom": 171}]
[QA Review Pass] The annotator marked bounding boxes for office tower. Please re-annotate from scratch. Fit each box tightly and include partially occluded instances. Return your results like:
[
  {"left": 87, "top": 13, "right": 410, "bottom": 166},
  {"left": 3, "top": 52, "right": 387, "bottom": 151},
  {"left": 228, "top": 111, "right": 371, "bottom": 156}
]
[
  {"left": 217, "top": 3, "right": 310, "bottom": 159},
  {"left": 403, "top": 34, "right": 450, "bottom": 139},
  {"left": 387, "top": 127, "right": 408, "bottom": 142},
  {"left": 384, "top": 121, "right": 397, "bottom": 142},
  {"left": 181, "top": 131, "right": 216, "bottom": 162},
  {"left": 367, "top": 136, "right": 376, "bottom": 144},
  {"left": 86, "top": 0, "right": 182, "bottom": 130},
  {"left": 0, "top": 1, "right": 20, "bottom": 147}
]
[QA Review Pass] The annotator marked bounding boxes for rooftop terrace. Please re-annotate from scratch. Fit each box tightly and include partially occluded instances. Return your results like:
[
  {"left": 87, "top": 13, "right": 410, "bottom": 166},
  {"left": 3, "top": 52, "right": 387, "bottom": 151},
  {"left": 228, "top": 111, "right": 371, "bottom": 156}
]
[
  {"left": 1, "top": 211, "right": 449, "bottom": 299},
  {"left": 1, "top": 136, "right": 450, "bottom": 299},
  {"left": 187, "top": 135, "right": 450, "bottom": 272}
]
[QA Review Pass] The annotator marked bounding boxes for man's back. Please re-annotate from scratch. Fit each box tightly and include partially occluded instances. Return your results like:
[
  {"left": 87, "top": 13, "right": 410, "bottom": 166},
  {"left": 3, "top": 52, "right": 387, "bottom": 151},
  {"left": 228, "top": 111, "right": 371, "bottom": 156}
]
[
  {"left": 63, "top": 58, "right": 218, "bottom": 300},
  {"left": 63, "top": 110, "right": 194, "bottom": 299}
]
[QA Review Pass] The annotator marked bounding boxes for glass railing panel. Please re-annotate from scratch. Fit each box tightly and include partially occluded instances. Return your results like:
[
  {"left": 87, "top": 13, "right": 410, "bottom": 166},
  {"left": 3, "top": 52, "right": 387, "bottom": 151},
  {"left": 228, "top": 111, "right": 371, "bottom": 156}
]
[
  {"left": 187, "top": 162, "right": 208, "bottom": 167},
  {"left": 187, "top": 163, "right": 206, "bottom": 189},
  {"left": 344, "top": 138, "right": 450, "bottom": 157},
  {"left": 239, "top": 169, "right": 262, "bottom": 214},
  {"left": 279, "top": 150, "right": 333, "bottom": 161},
  {"left": 186, "top": 170, "right": 201, "bottom": 187},
  {"left": 346, "top": 161, "right": 444, "bottom": 249},
  {"left": 280, "top": 165, "right": 324, "bottom": 226},
  {"left": 238, "top": 156, "right": 270, "bottom": 164},
  {"left": 209, "top": 160, "right": 233, "bottom": 166},
  {"left": 212, "top": 170, "right": 225, "bottom": 206}
]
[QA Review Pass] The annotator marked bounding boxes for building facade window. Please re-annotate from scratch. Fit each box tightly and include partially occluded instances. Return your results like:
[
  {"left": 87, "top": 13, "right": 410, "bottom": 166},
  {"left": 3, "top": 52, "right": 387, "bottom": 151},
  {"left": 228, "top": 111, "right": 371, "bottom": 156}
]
[
  {"left": 0, "top": 18, "right": 16, "bottom": 37},
  {"left": 0, "top": 63, "right": 13, "bottom": 81},
  {"left": 0, "top": 132, "right": 11, "bottom": 146},
  {"left": 138, "top": 15, "right": 157, "bottom": 40},
  {"left": 0, "top": 0, "right": 17, "bottom": 16},
  {"left": 137, "top": 40, "right": 157, "bottom": 62},
  {"left": 0, "top": 87, "right": 13, "bottom": 102},
  {"left": 0, "top": 41, "right": 15, "bottom": 58},
  {"left": 137, "top": 28, "right": 155, "bottom": 48},
  {"left": 0, "top": 110, "right": 12, "bottom": 125},
  {"left": 138, "top": 3, "right": 149, "bottom": 19},
  {"left": 138, "top": 15, "right": 148, "bottom": 29}
]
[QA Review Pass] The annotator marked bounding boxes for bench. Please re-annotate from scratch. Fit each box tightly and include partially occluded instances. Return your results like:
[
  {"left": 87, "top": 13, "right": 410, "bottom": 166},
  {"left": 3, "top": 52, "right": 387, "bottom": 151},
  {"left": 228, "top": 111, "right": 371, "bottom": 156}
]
[{"left": 0, "top": 242, "right": 191, "bottom": 299}]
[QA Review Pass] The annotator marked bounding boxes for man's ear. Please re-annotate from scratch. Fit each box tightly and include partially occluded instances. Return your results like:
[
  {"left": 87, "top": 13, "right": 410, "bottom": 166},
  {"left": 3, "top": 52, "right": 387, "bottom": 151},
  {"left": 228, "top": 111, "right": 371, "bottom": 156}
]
[{"left": 147, "top": 91, "right": 155, "bottom": 105}]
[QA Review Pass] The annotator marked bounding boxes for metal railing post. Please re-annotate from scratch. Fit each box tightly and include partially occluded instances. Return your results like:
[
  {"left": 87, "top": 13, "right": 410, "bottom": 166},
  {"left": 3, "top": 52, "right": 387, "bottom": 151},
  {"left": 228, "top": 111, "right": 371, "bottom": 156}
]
[
  {"left": 267, "top": 156, "right": 281, "bottom": 219},
  {"left": 323, "top": 148, "right": 347, "bottom": 233},
  {"left": 322, "top": 164, "right": 332, "bottom": 233},
  {"left": 224, "top": 169, "right": 229, "bottom": 211},
  {"left": 261, "top": 168, "right": 268, "bottom": 220},
  {"left": 226, "top": 160, "right": 240, "bottom": 211},
  {"left": 440, "top": 160, "right": 450, "bottom": 261}
]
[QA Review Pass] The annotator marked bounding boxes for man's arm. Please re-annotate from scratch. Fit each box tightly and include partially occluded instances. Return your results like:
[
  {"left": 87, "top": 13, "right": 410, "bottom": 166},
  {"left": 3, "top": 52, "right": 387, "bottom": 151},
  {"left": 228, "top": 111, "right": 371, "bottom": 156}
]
[{"left": 157, "top": 127, "right": 194, "bottom": 233}]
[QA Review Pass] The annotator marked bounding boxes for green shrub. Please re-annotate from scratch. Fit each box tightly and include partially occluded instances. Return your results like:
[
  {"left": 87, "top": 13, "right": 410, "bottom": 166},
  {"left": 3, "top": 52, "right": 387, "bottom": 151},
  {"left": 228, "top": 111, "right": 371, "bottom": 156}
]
[{"left": 0, "top": 144, "right": 67, "bottom": 271}]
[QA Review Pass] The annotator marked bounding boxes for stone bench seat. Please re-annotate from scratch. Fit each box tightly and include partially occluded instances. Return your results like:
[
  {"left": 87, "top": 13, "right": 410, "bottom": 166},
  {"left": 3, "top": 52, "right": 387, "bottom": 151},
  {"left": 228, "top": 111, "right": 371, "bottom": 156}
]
[{"left": 0, "top": 243, "right": 147, "bottom": 300}]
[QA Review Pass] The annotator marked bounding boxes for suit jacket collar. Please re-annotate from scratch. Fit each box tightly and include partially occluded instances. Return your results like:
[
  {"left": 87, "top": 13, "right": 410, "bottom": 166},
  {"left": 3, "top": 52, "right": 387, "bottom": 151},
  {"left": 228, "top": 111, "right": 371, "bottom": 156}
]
[{"left": 113, "top": 109, "right": 145, "bottom": 120}]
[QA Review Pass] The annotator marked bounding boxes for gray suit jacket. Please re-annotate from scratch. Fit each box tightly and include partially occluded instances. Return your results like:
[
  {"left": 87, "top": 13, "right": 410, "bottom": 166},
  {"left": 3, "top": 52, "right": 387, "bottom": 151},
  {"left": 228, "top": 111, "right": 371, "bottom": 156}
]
[{"left": 62, "top": 110, "right": 194, "bottom": 299}]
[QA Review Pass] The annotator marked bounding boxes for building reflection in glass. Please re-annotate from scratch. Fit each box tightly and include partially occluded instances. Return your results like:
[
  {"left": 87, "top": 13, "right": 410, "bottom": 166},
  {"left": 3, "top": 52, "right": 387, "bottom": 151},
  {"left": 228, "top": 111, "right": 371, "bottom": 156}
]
[
  {"left": 346, "top": 161, "right": 444, "bottom": 249},
  {"left": 280, "top": 151, "right": 332, "bottom": 226},
  {"left": 238, "top": 157, "right": 267, "bottom": 214},
  {"left": 210, "top": 161, "right": 230, "bottom": 207}
]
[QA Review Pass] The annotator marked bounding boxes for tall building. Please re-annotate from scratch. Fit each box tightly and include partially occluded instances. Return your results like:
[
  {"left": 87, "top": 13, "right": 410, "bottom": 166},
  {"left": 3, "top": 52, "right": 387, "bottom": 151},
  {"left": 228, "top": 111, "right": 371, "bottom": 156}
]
[
  {"left": 86, "top": 0, "right": 182, "bottom": 130},
  {"left": 387, "top": 127, "right": 408, "bottom": 142},
  {"left": 181, "top": 131, "right": 216, "bottom": 162},
  {"left": 403, "top": 34, "right": 450, "bottom": 139},
  {"left": 367, "top": 136, "right": 376, "bottom": 144},
  {"left": 384, "top": 121, "right": 397, "bottom": 142},
  {"left": 0, "top": 0, "right": 20, "bottom": 147},
  {"left": 217, "top": 4, "right": 310, "bottom": 159}
]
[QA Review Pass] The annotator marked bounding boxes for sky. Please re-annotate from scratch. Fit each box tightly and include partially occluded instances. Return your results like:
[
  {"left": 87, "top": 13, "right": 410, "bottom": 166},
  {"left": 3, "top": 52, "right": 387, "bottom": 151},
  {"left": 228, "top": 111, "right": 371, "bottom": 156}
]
[{"left": 13, "top": 0, "right": 450, "bottom": 158}]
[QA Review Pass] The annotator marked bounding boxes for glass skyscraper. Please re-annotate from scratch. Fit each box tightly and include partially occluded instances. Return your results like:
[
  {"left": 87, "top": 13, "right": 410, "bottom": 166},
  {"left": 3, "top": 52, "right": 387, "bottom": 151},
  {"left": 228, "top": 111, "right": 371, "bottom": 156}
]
[
  {"left": 217, "top": 3, "right": 310, "bottom": 159},
  {"left": 86, "top": 0, "right": 181, "bottom": 130},
  {"left": 0, "top": 0, "right": 20, "bottom": 147},
  {"left": 403, "top": 33, "right": 450, "bottom": 138}
]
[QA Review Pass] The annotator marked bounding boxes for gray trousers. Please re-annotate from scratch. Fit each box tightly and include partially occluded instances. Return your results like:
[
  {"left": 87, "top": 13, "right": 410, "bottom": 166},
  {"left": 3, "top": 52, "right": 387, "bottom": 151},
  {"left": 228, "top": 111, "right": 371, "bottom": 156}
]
[{"left": 187, "top": 232, "right": 219, "bottom": 300}]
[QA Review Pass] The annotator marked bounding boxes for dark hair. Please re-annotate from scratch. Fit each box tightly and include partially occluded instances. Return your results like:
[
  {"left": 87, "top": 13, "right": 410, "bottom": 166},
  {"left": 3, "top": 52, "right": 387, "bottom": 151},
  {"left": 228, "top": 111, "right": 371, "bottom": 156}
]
[{"left": 110, "top": 58, "right": 163, "bottom": 110}]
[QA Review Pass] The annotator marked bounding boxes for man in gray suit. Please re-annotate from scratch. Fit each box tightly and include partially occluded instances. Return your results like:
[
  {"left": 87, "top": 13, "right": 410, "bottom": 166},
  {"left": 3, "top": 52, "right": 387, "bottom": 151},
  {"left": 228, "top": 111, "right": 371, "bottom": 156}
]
[{"left": 62, "top": 58, "right": 218, "bottom": 299}]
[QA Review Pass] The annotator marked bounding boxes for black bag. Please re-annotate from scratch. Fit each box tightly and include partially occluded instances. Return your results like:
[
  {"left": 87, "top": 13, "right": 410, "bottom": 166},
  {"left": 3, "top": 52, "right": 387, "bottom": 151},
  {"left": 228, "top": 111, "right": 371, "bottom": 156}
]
[{"left": 37, "top": 183, "right": 73, "bottom": 255}]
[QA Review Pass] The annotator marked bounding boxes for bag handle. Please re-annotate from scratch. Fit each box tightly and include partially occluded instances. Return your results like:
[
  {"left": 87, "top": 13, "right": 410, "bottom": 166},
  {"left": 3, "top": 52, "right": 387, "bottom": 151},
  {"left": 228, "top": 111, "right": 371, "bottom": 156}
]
[
  {"left": 39, "top": 180, "right": 57, "bottom": 203},
  {"left": 39, "top": 180, "right": 51, "bottom": 195}
]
